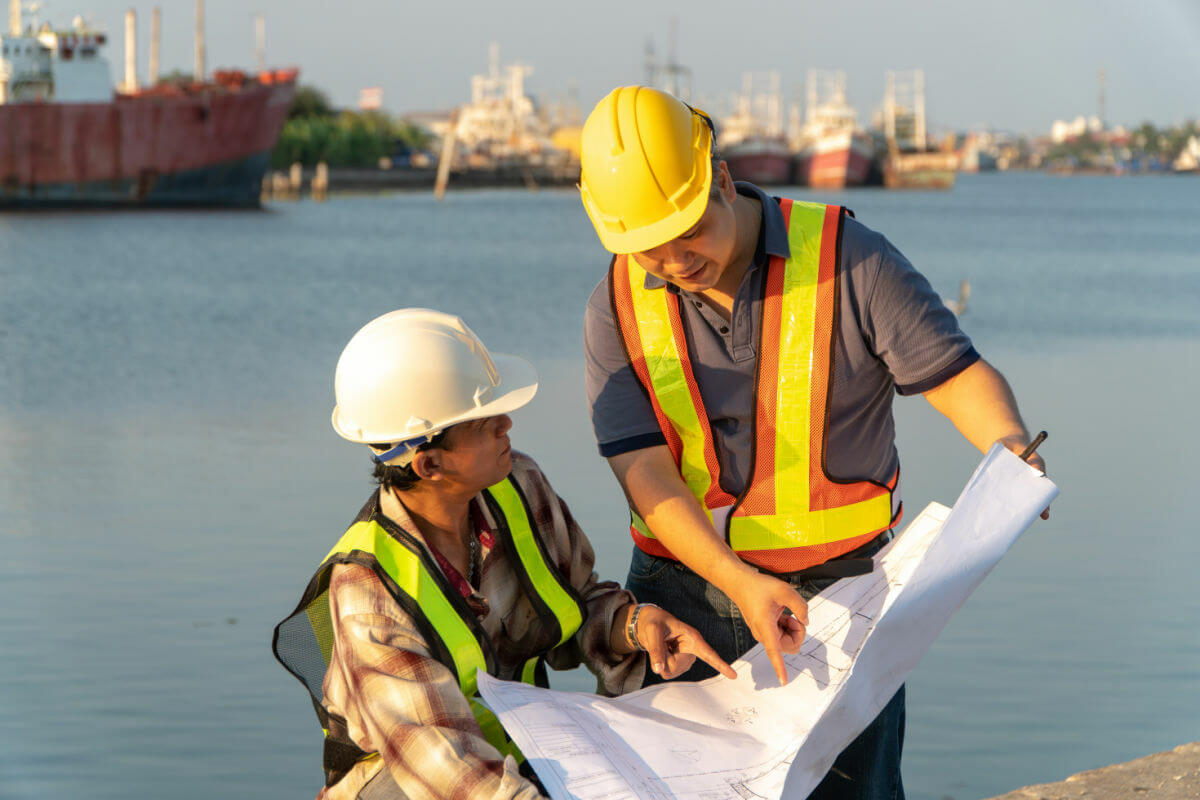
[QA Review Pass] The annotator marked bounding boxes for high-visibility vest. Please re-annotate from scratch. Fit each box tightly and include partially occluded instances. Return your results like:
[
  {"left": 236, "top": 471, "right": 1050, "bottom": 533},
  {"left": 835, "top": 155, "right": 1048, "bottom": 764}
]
[
  {"left": 272, "top": 475, "right": 586, "bottom": 787},
  {"left": 609, "top": 199, "right": 900, "bottom": 574}
]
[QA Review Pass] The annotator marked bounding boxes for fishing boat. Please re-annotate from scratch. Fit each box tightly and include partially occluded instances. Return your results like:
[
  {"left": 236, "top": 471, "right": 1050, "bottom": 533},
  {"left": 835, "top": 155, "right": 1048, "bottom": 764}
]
[
  {"left": 718, "top": 72, "right": 793, "bottom": 186},
  {"left": 880, "top": 69, "right": 957, "bottom": 190},
  {"left": 0, "top": 3, "right": 295, "bottom": 208},
  {"left": 792, "top": 70, "right": 875, "bottom": 189}
]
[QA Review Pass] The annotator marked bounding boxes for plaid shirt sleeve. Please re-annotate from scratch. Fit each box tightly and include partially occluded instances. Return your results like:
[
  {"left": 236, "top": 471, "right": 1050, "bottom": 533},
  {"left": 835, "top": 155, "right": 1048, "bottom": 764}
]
[
  {"left": 321, "top": 563, "right": 544, "bottom": 800},
  {"left": 507, "top": 453, "right": 646, "bottom": 695}
]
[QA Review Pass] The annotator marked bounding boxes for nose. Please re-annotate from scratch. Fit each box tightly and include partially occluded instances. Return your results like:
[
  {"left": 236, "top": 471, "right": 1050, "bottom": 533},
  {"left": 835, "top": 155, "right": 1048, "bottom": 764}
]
[
  {"left": 661, "top": 243, "right": 695, "bottom": 274},
  {"left": 494, "top": 415, "right": 513, "bottom": 436}
]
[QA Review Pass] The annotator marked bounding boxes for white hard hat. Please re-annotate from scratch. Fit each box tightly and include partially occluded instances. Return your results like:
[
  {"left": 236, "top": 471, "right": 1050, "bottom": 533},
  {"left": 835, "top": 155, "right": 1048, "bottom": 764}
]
[{"left": 331, "top": 309, "right": 538, "bottom": 465}]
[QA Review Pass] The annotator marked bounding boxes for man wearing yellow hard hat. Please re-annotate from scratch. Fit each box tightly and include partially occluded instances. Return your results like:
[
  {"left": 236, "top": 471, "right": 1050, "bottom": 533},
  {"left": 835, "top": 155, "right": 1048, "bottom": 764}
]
[
  {"left": 274, "top": 308, "right": 734, "bottom": 799},
  {"left": 579, "top": 86, "right": 1048, "bottom": 799}
]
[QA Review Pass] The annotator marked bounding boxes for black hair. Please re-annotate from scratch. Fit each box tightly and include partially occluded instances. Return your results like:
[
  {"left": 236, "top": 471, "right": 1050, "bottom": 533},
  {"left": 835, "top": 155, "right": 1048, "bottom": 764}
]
[{"left": 369, "top": 428, "right": 451, "bottom": 492}]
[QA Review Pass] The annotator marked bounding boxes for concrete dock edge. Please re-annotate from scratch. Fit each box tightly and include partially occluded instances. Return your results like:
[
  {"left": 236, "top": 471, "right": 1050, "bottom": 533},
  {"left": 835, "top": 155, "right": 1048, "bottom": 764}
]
[{"left": 986, "top": 742, "right": 1200, "bottom": 799}]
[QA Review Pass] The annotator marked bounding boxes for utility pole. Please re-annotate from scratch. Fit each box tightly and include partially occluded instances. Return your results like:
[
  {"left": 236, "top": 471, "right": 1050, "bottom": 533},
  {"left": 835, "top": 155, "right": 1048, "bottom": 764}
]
[{"left": 1097, "top": 67, "right": 1106, "bottom": 130}]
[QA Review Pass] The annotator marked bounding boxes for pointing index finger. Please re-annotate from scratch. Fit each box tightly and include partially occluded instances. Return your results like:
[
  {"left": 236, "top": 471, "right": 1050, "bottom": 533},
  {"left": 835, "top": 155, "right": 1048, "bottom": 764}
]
[
  {"left": 763, "top": 636, "right": 789, "bottom": 686},
  {"left": 684, "top": 634, "right": 737, "bottom": 680}
]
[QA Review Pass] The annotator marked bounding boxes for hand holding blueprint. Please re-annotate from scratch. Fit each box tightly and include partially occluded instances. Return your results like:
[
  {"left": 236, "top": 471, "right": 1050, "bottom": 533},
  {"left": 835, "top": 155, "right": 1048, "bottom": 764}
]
[{"left": 478, "top": 444, "right": 1059, "bottom": 800}]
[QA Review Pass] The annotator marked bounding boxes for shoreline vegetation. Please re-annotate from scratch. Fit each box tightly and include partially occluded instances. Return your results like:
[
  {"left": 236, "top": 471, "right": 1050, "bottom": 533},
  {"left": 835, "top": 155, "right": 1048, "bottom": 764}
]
[
  {"left": 270, "top": 85, "right": 433, "bottom": 171},
  {"left": 266, "top": 84, "right": 1199, "bottom": 199}
]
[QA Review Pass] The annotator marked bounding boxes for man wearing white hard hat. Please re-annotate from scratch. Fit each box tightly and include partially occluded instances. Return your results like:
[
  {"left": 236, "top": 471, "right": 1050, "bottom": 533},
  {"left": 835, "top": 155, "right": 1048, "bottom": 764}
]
[{"left": 274, "top": 308, "right": 734, "bottom": 800}]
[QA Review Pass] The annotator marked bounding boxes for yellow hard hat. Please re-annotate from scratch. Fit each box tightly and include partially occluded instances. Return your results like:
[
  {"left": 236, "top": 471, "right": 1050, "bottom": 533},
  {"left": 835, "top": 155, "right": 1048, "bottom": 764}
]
[{"left": 579, "top": 86, "right": 714, "bottom": 254}]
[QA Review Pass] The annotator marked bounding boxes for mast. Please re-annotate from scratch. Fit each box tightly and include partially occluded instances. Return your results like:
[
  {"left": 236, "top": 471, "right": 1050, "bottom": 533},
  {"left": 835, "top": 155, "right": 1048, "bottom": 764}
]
[
  {"left": 149, "top": 7, "right": 160, "bottom": 85},
  {"left": 255, "top": 13, "right": 266, "bottom": 74},
  {"left": 915, "top": 68, "right": 926, "bottom": 151},
  {"left": 9, "top": 0, "right": 19, "bottom": 36},
  {"left": 124, "top": 8, "right": 138, "bottom": 93},
  {"left": 193, "top": 0, "right": 205, "bottom": 82}
]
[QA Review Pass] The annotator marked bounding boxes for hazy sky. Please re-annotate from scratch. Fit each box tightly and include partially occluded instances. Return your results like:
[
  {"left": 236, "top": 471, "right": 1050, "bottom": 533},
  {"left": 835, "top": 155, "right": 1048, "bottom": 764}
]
[{"left": 59, "top": 0, "right": 1200, "bottom": 133}]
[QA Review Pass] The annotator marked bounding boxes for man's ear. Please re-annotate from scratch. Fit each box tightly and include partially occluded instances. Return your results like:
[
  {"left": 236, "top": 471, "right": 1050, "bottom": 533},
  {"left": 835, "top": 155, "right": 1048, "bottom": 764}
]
[
  {"left": 715, "top": 161, "right": 736, "bottom": 202},
  {"left": 411, "top": 450, "right": 442, "bottom": 481}
]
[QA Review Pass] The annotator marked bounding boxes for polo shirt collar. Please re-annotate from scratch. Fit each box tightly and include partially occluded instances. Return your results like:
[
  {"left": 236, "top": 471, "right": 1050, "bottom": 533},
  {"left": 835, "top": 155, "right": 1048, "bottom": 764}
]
[{"left": 642, "top": 182, "right": 791, "bottom": 291}]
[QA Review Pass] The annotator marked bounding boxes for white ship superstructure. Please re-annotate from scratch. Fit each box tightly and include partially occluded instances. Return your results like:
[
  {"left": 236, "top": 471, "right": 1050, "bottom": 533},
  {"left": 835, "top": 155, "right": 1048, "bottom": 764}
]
[
  {"left": 0, "top": 4, "right": 112, "bottom": 104},
  {"left": 718, "top": 71, "right": 792, "bottom": 185},
  {"left": 443, "top": 43, "right": 559, "bottom": 164},
  {"left": 794, "top": 70, "right": 874, "bottom": 188}
]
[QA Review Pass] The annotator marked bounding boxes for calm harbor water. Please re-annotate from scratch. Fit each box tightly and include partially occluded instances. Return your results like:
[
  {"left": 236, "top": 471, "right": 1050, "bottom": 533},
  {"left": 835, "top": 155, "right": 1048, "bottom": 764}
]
[{"left": 1, "top": 173, "right": 1197, "bottom": 799}]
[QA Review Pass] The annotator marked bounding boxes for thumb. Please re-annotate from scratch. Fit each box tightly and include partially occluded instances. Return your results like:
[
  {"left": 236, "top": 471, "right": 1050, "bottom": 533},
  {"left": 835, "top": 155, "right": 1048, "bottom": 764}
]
[{"left": 638, "top": 621, "right": 669, "bottom": 677}]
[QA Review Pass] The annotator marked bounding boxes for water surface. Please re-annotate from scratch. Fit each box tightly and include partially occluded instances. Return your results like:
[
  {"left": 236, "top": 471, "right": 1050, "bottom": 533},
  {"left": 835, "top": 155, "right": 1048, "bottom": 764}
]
[{"left": 1, "top": 173, "right": 1197, "bottom": 799}]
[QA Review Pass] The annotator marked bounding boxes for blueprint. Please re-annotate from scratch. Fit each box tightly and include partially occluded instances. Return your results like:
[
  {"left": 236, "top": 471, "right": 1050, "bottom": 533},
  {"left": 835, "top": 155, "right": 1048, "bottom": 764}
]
[{"left": 478, "top": 444, "right": 1059, "bottom": 800}]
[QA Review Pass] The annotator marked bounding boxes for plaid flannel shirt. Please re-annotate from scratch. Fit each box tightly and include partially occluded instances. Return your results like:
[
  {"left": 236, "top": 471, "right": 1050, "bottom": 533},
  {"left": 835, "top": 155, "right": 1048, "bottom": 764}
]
[{"left": 317, "top": 452, "right": 644, "bottom": 799}]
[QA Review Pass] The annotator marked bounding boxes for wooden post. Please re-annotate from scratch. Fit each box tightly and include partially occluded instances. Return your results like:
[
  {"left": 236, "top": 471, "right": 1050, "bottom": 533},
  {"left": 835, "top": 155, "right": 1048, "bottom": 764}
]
[
  {"left": 272, "top": 171, "right": 289, "bottom": 200},
  {"left": 312, "top": 162, "right": 329, "bottom": 202},
  {"left": 434, "top": 110, "right": 459, "bottom": 202},
  {"left": 289, "top": 162, "right": 302, "bottom": 199}
]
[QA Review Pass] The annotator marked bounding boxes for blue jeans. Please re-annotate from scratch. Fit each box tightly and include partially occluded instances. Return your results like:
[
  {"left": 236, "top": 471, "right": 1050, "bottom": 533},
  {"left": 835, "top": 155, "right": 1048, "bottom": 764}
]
[{"left": 626, "top": 547, "right": 905, "bottom": 800}]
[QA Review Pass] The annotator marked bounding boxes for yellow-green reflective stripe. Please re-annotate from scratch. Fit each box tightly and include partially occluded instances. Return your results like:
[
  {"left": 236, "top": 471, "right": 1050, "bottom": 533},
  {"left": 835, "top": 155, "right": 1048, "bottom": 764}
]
[
  {"left": 775, "top": 201, "right": 825, "bottom": 515},
  {"left": 324, "top": 520, "right": 487, "bottom": 696},
  {"left": 520, "top": 657, "right": 539, "bottom": 684},
  {"left": 487, "top": 478, "right": 582, "bottom": 647},
  {"left": 470, "top": 697, "right": 524, "bottom": 762},
  {"left": 728, "top": 494, "right": 894, "bottom": 549},
  {"left": 631, "top": 507, "right": 716, "bottom": 541},
  {"left": 627, "top": 261, "right": 714, "bottom": 503}
]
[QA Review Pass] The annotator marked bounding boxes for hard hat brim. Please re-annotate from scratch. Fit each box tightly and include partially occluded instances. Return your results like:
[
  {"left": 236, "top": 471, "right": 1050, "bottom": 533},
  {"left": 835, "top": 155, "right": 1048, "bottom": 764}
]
[
  {"left": 583, "top": 164, "right": 712, "bottom": 255},
  {"left": 331, "top": 352, "right": 539, "bottom": 445}
]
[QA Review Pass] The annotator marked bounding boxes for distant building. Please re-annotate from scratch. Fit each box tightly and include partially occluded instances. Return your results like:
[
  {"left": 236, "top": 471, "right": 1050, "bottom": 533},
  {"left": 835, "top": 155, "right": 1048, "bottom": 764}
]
[{"left": 358, "top": 86, "right": 382, "bottom": 111}]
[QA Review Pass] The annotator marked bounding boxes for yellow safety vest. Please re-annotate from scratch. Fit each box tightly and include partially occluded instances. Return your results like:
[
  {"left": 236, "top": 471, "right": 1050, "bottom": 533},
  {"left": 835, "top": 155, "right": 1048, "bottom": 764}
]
[
  {"left": 273, "top": 475, "right": 585, "bottom": 787},
  {"left": 610, "top": 199, "right": 899, "bottom": 573}
]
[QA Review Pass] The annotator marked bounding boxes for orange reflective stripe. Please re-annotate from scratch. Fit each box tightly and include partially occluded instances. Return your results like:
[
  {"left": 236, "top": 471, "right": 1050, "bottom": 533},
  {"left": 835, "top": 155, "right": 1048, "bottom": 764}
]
[
  {"left": 729, "top": 201, "right": 894, "bottom": 569},
  {"left": 808, "top": 204, "right": 885, "bottom": 510}
]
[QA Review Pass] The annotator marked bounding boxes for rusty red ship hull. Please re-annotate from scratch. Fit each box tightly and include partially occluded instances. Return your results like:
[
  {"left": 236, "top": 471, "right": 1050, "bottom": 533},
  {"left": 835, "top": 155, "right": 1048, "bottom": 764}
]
[
  {"left": 722, "top": 136, "right": 794, "bottom": 186},
  {"left": 0, "top": 70, "right": 296, "bottom": 208},
  {"left": 793, "top": 129, "right": 875, "bottom": 189}
]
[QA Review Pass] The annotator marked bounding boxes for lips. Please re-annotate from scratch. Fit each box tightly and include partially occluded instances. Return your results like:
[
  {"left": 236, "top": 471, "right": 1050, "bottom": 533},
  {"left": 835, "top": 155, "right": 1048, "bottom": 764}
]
[{"left": 675, "top": 262, "right": 706, "bottom": 282}]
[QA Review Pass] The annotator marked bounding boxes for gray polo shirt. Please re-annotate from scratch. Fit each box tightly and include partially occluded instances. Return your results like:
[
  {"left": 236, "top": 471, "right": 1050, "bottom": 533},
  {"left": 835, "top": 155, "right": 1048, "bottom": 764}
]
[{"left": 584, "top": 182, "right": 979, "bottom": 497}]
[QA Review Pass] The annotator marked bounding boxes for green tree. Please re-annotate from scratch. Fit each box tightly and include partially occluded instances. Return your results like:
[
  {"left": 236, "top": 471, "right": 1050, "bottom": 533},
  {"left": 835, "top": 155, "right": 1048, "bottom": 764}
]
[
  {"left": 393, "top": 119, "right": 433, "bottom": 152},
  {"left": 1132, "top": 122, "right": 1158, "bottom": 153},
  {"left": 288, "top": 85, "right": 335, "bottom": 120}
]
